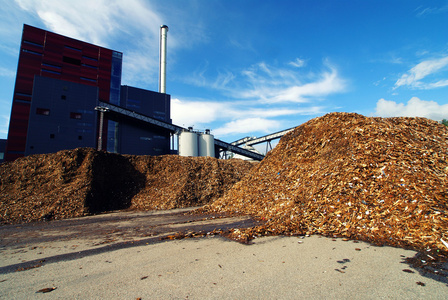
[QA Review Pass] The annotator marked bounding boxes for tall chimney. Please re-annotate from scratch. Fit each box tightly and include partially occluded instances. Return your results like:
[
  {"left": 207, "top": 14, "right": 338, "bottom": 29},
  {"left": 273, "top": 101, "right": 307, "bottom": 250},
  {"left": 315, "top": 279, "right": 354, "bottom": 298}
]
[{"left": 159, "top": 25, "right": 169, "bottom": 94}]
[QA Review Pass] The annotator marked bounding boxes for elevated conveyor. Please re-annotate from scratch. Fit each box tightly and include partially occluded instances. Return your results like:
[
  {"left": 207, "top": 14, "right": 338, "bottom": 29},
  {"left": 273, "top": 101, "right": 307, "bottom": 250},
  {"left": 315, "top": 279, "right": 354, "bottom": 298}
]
[{"left": 96, "top": 101, "right": 265, "bottom": 161}]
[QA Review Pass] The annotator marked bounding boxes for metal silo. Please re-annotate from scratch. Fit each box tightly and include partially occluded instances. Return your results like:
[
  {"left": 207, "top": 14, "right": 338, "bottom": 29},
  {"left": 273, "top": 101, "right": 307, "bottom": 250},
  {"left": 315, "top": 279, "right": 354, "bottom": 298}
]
[
  {"left": 179, "top": 130, "right": 198, "bottom": 157},
  {"left": 199, "top": 129, "right": 215, "bottom": 157}
]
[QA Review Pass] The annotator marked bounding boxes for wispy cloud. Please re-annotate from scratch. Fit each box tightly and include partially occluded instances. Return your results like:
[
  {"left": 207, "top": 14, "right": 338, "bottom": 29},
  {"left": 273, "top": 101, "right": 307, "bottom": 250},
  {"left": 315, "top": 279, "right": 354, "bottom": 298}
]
[
  {"left": 0, "top": 115, "right": 9, "bottom": 137},
  {"left": 238, "top": 60, "right": 346, "bottom": 103},
  {"left": 374, "top": 97, "right": 448, "bottom": 120},
  {"left": 13, "top": 0, "right": 167, "bottom": 88},
  {"left": 173, "top": 58, "right": 345, "bottom": 137},
  {"left": 0, "top": 67, "right": 15, "bottom": 78},
  {"left": 213, "top": 118, "right": 281, "bottom": 136},
  {"left": 288, "top": 58, "right": 306, "bottom": 68},
  {"left": 171, "top": 97, "right": 325, "bottom": 137},
  {"left": 415, "top": 5, "right": 448, "bottom": 17},
  {"left": 394, "top": 56, "right": 448, "bottom": 89}
]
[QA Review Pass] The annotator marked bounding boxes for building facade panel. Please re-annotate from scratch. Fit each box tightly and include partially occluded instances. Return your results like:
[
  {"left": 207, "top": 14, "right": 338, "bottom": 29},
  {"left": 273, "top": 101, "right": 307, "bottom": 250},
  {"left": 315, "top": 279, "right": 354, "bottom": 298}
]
[
  {"left": 5, "top": 24, "right": 121, "bottom": 161},
  {"left": 25, "top": 76, "right": 98, "bottom": 156},
  {"left": 115, "top": 86, "right": 171, "bottom": 155}
]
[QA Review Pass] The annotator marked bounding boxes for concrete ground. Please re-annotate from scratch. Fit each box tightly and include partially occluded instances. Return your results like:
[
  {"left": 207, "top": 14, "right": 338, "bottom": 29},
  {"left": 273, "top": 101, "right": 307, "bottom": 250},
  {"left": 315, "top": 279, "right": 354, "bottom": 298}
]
[{"left": 0, "top": 208, "right": 447, "bottom": 299}]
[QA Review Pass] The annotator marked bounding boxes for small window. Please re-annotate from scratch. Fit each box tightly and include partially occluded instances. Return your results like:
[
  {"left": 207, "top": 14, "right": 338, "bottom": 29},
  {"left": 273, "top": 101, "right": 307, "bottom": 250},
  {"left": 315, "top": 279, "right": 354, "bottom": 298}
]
[
  {"left": 22, "top": 49, "right": 42, "bottom": 56},
  {"left": 65, "top": 45, "right": 82, "bottom": 52},
  {"left": 50, "top": 134, "right": 55, "bottom": 139},
  {"left": 82, "top": 55, "right": 98, "bottom": 62},
  {"left": 36, "top": 108, "right": 50, "bottom": 116},
  {"left": 42, "top": 69, "right": 61, "bottom": 75},
  {"left": 63, "top": 56, "right": 81, "bottom": 66},
  {"left": 78, "top": 136, "right": 83, "bottom": 140},
  {"left": 61, "top": 95, "right": 66, "bottom": 100},
  {"left": 70, "top": 112, "right": 82, "bottom": 119},
  {"left": 80, "top": 77, "right": 96, "bottom": 83},
  {"left": 24, "top": 40, "right": 43, "bottom": 48}
]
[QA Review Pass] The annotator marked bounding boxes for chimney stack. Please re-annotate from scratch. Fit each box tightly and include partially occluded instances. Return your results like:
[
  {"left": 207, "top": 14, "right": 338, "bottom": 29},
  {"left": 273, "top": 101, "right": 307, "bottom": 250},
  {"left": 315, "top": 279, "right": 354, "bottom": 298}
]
[{"left": 159, "top": 25, "right": 168, "bottom": 94}]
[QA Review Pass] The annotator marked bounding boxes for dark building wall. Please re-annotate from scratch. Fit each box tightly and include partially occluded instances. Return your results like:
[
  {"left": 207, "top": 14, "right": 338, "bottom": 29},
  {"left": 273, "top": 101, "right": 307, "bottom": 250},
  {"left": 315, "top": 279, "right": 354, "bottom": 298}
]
[
  {"left": 0, "top": 139, "right": 6, "bottom": 163},
  {"left": 5, "top": 24, "right": 122, "bottom": 161},
  {"left": 25, "top": 76, "right": 98, "bottom": 156},
  {"left": 117, "top": 86, "right": 171, "bottom": 155}
]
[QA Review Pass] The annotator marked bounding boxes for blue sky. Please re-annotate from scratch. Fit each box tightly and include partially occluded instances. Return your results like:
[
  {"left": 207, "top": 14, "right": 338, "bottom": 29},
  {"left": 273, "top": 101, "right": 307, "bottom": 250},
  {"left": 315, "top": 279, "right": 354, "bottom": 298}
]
[{"left": 1, "top": 0, "right": 448, "bottom": 144}]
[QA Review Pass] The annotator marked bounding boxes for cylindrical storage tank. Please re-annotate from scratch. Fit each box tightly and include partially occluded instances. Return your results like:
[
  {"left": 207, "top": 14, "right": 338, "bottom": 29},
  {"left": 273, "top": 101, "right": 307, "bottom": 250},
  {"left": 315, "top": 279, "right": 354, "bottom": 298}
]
[
  {"left": 179, "top": 131, "right": 198, "bottom": 157},
  {"left": 199, "top": 133, "right": 215, "bottom": 157}
]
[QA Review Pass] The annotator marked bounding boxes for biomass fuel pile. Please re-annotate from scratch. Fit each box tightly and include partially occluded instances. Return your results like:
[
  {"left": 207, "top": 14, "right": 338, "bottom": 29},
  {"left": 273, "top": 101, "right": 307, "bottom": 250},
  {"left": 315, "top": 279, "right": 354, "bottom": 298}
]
[
  {"left": 0, "top": 148, "right": 254, "bottom": 224},
  {"left": 205, "top": 112, "right": 448, "bottom": 252}
]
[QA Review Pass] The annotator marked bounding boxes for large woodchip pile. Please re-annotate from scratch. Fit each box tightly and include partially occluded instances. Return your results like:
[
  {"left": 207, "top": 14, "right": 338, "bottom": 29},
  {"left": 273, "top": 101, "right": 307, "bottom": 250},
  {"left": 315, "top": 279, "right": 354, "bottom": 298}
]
[
  {"left": 0, "top": 148, "right": 254, "bottom": 224},
  {"left": 204, "top": 112, "right": 448, "bottom": 252}
]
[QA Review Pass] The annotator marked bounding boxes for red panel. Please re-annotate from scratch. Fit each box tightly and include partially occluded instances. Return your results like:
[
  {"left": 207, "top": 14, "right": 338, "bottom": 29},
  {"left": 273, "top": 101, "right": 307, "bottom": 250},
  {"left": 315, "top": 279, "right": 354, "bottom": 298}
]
[
  {"left": 22, "top": 24, "right": 45, "bottom": 45},
  {"left": 6, "top": 24, "right": 118, "bottom": 161}
]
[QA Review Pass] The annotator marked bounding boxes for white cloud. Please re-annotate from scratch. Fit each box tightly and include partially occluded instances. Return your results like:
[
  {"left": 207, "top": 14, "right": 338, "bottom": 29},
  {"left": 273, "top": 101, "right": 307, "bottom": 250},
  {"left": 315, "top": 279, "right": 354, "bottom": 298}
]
[
  {"left": 238, "top": 60, "right": 346, "bottom": 103},
  {"left": 171, "top": 97, "right": 325, "bottom": 136},
  {"left": 0, "top": 67, "right": 15, "bottom": 78},
  {"left": 395, "top": 56, "right": 448, "bottom": 89},
  {"left": 374, "top": 97, "right": 448, "bottom": 120},
  {"left": 416, "top": 5, "right": 448, "bottom": 17},
  {"left": 0, "top": 115, "right": 9, "bottom": 137},
  {"left": 13, "top": 0, "right": 165, "bottom": 88},
  {"left": 171, "top": 98, "right": 226, "bottom": 127},
  {"left": 288, "top": 58, "right": 306, "bottom": 68},
  {"left": 213, "top": 118, "right": 281, "bottom": 136}
]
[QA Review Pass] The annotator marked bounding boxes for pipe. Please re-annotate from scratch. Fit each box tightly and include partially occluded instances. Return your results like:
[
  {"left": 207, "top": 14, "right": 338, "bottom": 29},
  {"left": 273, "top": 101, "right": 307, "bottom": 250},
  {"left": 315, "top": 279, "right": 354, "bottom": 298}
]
[{"left": 159, "top": 25, "right": 168, "bottom": 93}]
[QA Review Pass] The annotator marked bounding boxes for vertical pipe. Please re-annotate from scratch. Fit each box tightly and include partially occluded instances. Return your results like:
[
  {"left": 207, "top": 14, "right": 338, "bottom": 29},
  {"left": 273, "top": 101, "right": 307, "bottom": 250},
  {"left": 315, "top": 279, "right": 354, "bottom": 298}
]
[
  {"left": 98, "top": 110, "right": 104, "bottom": 151},
  {"left": 159, "top": 25, "right": 169, "bottom": 94}
]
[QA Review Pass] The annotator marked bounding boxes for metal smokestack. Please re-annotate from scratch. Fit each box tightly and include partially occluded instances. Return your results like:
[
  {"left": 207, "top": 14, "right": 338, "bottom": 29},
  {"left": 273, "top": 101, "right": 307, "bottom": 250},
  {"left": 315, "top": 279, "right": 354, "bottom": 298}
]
[{"left": 159, "top": 25, "right": 168, "bottom": 93}]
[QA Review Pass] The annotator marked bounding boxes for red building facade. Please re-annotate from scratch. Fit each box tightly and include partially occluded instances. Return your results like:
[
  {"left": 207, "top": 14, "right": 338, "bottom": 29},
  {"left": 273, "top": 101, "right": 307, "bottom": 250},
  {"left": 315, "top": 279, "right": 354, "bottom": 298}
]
[{"left": 5, "top": 25, "right": 122, "bottom": 161}]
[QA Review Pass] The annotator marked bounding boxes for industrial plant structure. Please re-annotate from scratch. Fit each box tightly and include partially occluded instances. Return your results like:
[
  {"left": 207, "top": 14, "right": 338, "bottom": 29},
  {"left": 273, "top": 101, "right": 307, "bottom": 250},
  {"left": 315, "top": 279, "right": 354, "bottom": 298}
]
[
  {"left": 4, "top": 24, "right": 265, "bottom": 162},
  {"left": 4, "top": 24, "right": 171, "bottom": 161}
]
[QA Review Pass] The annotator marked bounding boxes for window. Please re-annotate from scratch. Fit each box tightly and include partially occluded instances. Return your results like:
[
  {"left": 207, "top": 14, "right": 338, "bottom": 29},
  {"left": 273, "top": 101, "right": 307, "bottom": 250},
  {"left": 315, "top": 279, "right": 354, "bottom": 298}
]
[
  {"left": 63, "top": 56, "right": 81, "bottom": 66},
  {"left": 82, "top": 55, "right": 98, "bottom": 62},
  {"left": 65, "top": 45, "right": 82, "bottom": 52},
  {"left": 80, "top": 77, "right": 96, "bottom": 83},
  {"left": 42, "top": 63, "right": 61, "bottom": 69},
  {"left": 42, "top": 69, "right": 61, "bottom": 75},
  {"left": 23, "top": 40, "right": 43, "bottom": 48},
  {"left": 70, "top": 112, "right": 82, "bottom": 119},
  {"left": 22, "top": 49, "right": 42, "bottom": 56},
  {"left": 50, "top": 134, "right": 55, "bottom": 139},
  {"left": 78, "top": 136, "right": 83, "bottom": 140},
  {"left": 61, "top": 95, "right": 66, "bottom": 100},
  {"left": 36, "top": 108, "right": 50, "bottom": 116},
  {"left": 82, "top": 63, "right": 97, "bottom": 70}
]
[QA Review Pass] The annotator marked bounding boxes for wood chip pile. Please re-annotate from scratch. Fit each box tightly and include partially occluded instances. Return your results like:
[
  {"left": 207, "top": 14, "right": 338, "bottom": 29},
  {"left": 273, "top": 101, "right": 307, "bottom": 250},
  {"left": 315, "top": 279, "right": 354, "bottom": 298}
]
[
  {"left": 0, "top": 148, "right": 254, "bottom": 224},
  {"left": 128, "top": 155, "right": 254, "bottom": 210},
  {"left": 204, "top": 112, "right": 448, "bottom": 252}
]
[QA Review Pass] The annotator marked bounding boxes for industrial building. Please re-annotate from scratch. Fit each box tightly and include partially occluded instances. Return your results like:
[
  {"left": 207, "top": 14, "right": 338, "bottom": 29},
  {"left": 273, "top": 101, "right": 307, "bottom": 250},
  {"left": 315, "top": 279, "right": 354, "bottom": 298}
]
[
  {"left": 4, "top": 24, "right": 265, "bottom": 162},
  {"left": 4, "top": 24, "right": 171, "bottom": 161}
]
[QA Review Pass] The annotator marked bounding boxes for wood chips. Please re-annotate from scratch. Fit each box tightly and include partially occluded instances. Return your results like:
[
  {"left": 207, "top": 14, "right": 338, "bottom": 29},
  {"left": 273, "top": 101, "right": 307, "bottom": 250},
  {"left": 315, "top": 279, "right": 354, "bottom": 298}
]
[
  {"left": 0, "top": 148, "right": 254, "bottom": 224},
  {"left": 204, "top": 112, "right": 448, "bottom": 253}
]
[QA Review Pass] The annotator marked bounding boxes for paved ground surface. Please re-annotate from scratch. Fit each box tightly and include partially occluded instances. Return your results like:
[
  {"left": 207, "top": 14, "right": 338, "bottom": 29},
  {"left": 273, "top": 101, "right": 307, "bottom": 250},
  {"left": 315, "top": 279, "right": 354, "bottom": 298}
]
[{"left": 0, "top": 208, "right": 447, "bottom": 299}]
